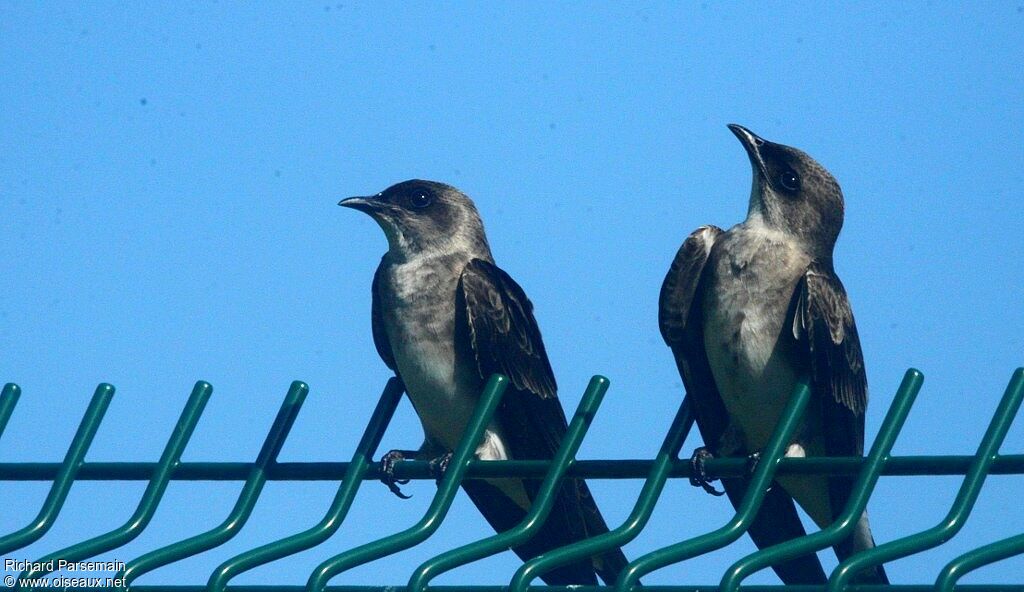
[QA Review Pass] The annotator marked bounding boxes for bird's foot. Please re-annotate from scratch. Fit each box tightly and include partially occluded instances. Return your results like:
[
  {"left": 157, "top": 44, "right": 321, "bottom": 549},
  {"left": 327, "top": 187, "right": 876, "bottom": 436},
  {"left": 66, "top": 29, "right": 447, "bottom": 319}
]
[
  {"left": 688, "top": 446, "right": 725, "bottom": 496},
  {"left": 379, "top": 449, "right": 413, "bottom": 499},
  {"left": 746, "top": 450, "right": 762, "bottom": 474},
  {"left": 746, "top": 450, "right": 774, "bottom": 492},
  {"left": 428, "top": 452, "right": 454, "bottom": 483}
]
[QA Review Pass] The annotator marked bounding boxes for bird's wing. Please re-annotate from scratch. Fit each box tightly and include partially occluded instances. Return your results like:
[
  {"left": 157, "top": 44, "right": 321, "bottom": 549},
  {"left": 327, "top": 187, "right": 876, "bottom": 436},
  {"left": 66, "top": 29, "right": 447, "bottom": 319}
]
[
  {"left": 660, "top": 226, "right": 826, "bottom": 584},
  {"left": 371, "top": 259, "right": 397, "bottom": 372},
  {"left": 458, "top": 258, "right": 558, "bottom": 401},
  {"left": 457, "top": 258, "right": 627, "bottom": 585},
  {"left": 791, "top": 260, "right": 873, "bottom": 565},
  {"left": 658, "top": 225, "right": 730, "bottom": 446},
  {"left": 791, "top": 261, "right": 867, "bottom": 457}
]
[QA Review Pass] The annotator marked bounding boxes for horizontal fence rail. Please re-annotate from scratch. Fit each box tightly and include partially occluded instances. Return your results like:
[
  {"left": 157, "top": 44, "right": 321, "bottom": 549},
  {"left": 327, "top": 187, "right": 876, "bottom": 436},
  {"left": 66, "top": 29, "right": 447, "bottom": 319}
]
[{"left": 0, "top": 367, "right": 1021, "bottom": 592}]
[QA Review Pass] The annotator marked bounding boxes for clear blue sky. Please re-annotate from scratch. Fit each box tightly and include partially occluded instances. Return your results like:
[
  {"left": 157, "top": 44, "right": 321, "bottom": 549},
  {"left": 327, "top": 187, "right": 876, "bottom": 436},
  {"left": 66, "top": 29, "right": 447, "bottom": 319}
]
[{"left": 2, "top": 2, "right": 1022, "bottom": 587}]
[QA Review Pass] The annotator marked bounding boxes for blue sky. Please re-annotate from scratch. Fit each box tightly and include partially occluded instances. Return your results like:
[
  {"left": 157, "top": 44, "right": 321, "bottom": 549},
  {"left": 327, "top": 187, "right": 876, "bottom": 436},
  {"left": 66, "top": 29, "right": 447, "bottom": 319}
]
[{"left": 1, "top": 2, "right": 1022, "bottom": 587}]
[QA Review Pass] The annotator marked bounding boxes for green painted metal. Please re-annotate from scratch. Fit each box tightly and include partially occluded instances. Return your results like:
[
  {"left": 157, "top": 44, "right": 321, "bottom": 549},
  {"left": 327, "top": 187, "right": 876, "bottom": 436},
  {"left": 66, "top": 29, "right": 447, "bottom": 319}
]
[
  {"left": 4, "top": 454, "right": 1024, "bottom": 481},
  {"left": 15, "top": 586, "right": 1024, "bottom": 592},
  {"left": 719, "top": 368, "right": 925, "bottom": 591},
  {"left": 14, "top": 581, "right": 1024, "bottom": 585},
  {"left": 828, "top": 367, "right": 1024, "bottom": 591},
  {"left": 117, "top": 381, "right": 309, "bottom": 586},
  {"left": 407, "top": 375, "right": 610, "bottom": 592},
  {"left": 305, "top": 373, "right": 510, "bottom": 592},
  {"left": 0, "top": 383, "right": 21, "bottom": 438},
  {"left": 613, "top": 377, "right": 813, "bottom": 592},
  {"left": 509, "top": 392, "right": 695, "bottom": 592},
  {"left": 1, "top": 369, "right": 1022, "bottom": 590},
  {"left": 14, "top": 381, "right": 211, "bottom": 591},
  {"left": 0, "top": 383, "right": 115, "bottom": 555},
  {"left": 5, "top": 455, "right": 1024, "bottom": 481},
  {"left": 206, "top": 377, "right": 405, "bottom": 592},
  {"left": 936, "top": 531, "right": 1024, "bottom": 592}
]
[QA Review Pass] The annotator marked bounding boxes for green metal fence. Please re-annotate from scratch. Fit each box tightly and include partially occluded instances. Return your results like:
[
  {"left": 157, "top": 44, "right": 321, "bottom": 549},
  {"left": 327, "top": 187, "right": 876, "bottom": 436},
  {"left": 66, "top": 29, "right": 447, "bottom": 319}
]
[{"left": 1, "top": 367, "right": 1022, "bottom": 591}]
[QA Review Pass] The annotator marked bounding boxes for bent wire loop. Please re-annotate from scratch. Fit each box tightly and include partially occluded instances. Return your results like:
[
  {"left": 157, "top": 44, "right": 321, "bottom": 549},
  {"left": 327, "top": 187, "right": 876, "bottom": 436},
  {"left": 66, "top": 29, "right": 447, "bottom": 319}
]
[
  {"left": 1, "top": 383, "right": 115, "bottom": 556},
  {"left": 508, "top": 389, "right": 696, "bottom": 591},
  {"left": 118, "top": 381, "right": 310, "bottom": 586},
  {"left": 613, "top": 376, "right": 813, "bottom": 592},
  {"left": 206, "top": 377, "right": 407, "bottom": 591},
  {"left": 406, "top": 375, "right": 610, "bottom": 592},
  {"left": 14, "top": 381, "right": 211, "bottom": 592},
  {"left": 826, "top": 366, "right": 1024, "bottom": 591},
  {"left": 719, "top": 368, "right": 925, "bottom": 591},
  {"left": 0, "top": 368, "right": 1022, "bottom": 591},
  {"left": 304, "top": 373, "right": 509, "bottom": 591}
]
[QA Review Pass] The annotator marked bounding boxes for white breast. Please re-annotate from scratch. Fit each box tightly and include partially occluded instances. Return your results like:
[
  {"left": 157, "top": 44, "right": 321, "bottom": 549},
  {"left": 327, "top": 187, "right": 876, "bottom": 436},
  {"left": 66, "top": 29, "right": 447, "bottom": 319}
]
[
  {"left": 384, "top": 256, "right": 478, "bottom": 451},
  {"left": 381, "top": 253, "right": 529, "bottom": 508},
  {"left": 382, "top": 255, "right": 514, "bottom": 454},
  {"left": 702, "top": 223, "right": 810, "bottom": 451},
  {"left": 701, "top": 223, "right": 851, "bottom": 528}
]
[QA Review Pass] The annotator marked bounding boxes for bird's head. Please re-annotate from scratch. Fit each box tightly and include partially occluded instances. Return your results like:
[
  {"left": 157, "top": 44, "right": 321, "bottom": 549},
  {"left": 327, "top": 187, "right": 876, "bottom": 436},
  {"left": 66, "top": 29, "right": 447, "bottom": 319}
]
[
  {"left": 728, "top": 124, "right": 845, "bottom": 258},
  {"left": 340, "top": 179, "right": 490, "bottom": 259}
]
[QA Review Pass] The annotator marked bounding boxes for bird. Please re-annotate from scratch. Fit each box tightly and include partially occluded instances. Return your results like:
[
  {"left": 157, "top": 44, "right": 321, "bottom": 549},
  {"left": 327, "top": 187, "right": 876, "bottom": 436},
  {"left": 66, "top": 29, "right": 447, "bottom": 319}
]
[
  {"left": 658, "top": 125, "right": 888, "bottom": 584},
  {"left": 340, "top": 179, "right": 630, "bottom": 585}
]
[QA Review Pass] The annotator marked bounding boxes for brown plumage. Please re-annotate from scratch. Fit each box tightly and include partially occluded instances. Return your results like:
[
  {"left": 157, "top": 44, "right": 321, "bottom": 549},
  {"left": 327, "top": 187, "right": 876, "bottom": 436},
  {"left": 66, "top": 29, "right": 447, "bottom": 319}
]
[
  {"left": 658, "top": 126, "right": 887, "bottom": 584},
  {"left": 345, "top": 179, "right": 630, "bottom": 585}
]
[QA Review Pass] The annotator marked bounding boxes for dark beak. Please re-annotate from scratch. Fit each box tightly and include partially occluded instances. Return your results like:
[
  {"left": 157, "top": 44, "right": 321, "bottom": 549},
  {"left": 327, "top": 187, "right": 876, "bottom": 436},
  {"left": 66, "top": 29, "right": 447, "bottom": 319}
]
[
  {"left": 338, "top": 195, "right": 382, "bottom": 214},
  {"left": 727, "top": 123, "right": 769, "bottom": 178}
]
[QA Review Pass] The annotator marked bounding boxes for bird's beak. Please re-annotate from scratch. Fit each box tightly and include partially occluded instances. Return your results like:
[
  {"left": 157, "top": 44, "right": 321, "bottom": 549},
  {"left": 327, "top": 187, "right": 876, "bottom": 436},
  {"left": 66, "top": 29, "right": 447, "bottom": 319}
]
[
  {"left": 727, "top": 123, "right": 769, "bottom": 179},
  {"left": 338, "top": 195, "right": 382, "bottom": 214}
]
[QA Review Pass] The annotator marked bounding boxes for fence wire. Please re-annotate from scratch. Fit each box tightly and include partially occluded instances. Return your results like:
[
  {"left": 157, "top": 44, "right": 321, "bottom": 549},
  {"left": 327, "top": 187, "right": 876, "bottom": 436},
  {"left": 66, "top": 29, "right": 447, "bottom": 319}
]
[{"left": 1, "top": 368, "right": 1022, "bottom": 591}]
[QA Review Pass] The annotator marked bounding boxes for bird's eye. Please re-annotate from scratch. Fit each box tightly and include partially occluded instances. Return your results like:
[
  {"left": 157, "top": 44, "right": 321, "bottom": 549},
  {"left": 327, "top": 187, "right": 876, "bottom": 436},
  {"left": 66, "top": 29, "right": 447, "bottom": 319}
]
[
  {"left": 779, "top": 170, "right": 800, "bottom": 192},
  {"left": 410, "top": 191, "right": 433, "bottom": 208}
]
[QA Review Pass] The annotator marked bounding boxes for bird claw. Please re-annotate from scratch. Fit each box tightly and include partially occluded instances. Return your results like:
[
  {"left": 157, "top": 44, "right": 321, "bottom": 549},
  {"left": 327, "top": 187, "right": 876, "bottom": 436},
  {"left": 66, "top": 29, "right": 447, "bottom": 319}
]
[
  {"left": 428, "top": 452, "right": 454, "bottom": 483},
  {"left": 689, "top": 446, "right": 725, "bottom": 496},
  {"left": 380, "top": 449, "right": 412, "bottom": 499},
  {"left": 746, "top": 450, "right": 774, "bottom": 492},
  {"left": 746, "top": 450, "right": 762, "bottom": 474}
]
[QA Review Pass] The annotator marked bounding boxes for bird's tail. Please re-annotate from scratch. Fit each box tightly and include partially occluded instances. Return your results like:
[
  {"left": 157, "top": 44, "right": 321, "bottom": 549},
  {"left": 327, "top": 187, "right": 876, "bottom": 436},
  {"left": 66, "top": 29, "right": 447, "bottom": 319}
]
[
  {"left": 724, "top": 477, "right": 829, "bottom": 584},
  {"left": 833, "top": 510, "right": 889, "bottom": 584},
  {"left": 572, "top": 478, "right": 631, "bottom": 585},
  {"left": 462, "top": 479, "right": 599, "bottom": 585},
  {"left": 462, "top": 476, "right": 633, "bottom": 585}
]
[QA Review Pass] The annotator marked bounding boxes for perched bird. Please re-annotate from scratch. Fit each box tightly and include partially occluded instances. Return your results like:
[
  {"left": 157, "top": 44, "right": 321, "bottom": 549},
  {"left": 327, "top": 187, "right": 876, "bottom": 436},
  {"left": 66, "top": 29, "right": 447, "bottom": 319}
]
[
  {"left": 658, "top": 125, "right": 887, "bottom": 584},
  {"left": 340, "top": 179, "right": 629, "bottom": 585}
]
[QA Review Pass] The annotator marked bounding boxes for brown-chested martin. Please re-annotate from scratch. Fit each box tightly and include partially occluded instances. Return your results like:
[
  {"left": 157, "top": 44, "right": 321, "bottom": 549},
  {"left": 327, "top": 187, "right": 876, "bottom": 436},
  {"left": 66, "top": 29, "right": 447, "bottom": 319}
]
[
  {"left": 658, "top": 126, "right": 888, "bottom": 584},
  {"left": 340, "top": 180, "right": 629, "bottom": 585}
]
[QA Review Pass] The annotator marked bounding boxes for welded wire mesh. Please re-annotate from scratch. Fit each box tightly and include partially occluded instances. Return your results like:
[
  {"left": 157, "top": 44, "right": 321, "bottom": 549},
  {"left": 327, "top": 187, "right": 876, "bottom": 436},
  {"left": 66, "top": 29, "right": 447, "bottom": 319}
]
[{"left": 1, "top": 367, "right": 1022, "bottom": 591}]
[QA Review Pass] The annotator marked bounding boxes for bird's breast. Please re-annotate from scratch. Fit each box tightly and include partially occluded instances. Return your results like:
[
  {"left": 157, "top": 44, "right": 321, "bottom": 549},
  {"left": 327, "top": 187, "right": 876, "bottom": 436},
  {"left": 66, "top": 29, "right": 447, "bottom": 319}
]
[
  {"left": 701, "top": 225, "right": 810, "bottom": 450},
  {"left": 380, "top": 256, "right": 484, "bottom": 450}
]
